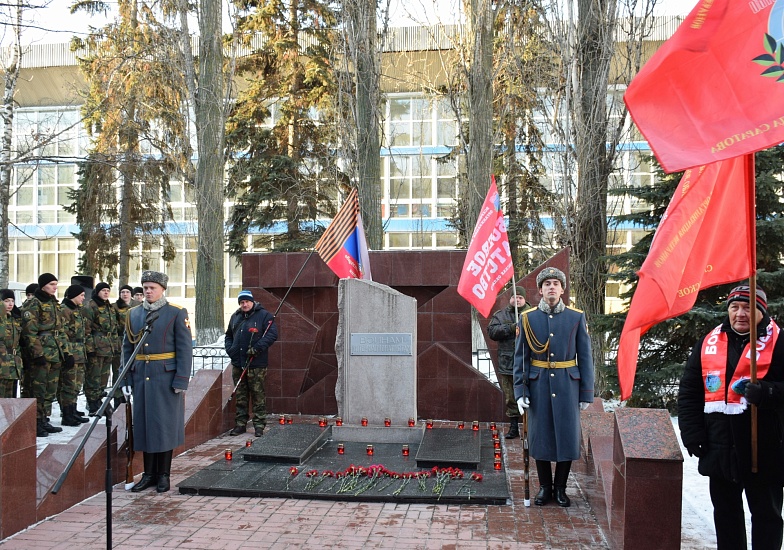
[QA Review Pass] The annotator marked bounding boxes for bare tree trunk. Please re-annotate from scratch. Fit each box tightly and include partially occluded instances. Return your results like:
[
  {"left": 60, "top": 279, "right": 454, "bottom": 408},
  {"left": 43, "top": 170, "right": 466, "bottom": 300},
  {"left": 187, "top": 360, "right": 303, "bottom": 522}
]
[
  {"left": 194, "top": 0, "right": 225, "bottom": 344},
  {"left": 463, "top": 0, "right": 495, "bottom": 232},
  {"left": 0, "top": 2, "right": 22, "bottom": 289},
  {"left": 346, "top": 0, "right": 382, "bottom": 249}
]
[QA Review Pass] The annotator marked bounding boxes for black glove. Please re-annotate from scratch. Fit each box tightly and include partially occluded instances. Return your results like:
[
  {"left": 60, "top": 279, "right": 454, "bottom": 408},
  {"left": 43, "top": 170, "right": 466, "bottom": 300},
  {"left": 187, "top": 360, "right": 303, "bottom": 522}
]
[
  {"left": 62, "top": 354, "right": 75, "bottom": 370},
  {"left": 33, "top": 355, "right": 47, "bottom": 368},
  {"left": 686, "top": 443, "right": 705, "bottom": 458},
  {"left": 745, "top": 381, "right": 772, "bottom": 406}
]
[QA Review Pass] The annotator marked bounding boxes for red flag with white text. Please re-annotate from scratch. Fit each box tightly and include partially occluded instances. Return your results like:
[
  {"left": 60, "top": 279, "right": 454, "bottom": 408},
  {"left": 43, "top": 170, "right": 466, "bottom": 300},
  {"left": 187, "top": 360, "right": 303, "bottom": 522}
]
[
  {"left": 617, "top": 155, "right": 754, "bottom": 400},
  {"left": 457, "top": 178, "right": 514, "bottom": 317},
  {"left": 624, "top": 0, "right": 784, "bottom": 172}
]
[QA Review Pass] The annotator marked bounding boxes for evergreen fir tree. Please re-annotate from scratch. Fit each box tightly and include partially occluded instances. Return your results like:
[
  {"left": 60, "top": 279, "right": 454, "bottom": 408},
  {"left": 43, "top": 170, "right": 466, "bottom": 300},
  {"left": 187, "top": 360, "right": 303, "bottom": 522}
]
[{"left": 596, "top": 146, "right": 784, "bottom": 411}]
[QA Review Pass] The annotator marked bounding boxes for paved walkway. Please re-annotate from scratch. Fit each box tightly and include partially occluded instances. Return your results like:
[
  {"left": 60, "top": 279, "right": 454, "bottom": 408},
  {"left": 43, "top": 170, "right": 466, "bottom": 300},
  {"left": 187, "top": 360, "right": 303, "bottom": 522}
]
[{"left": 1, "top": 427, "right": 610, "bottom": 549}]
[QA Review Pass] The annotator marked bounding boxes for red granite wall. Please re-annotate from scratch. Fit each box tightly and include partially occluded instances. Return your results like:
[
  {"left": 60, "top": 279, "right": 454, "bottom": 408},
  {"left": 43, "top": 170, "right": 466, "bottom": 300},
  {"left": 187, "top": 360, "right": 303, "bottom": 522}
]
[{"left": 241, "top": 250, "right": 506, "bottom": 421}]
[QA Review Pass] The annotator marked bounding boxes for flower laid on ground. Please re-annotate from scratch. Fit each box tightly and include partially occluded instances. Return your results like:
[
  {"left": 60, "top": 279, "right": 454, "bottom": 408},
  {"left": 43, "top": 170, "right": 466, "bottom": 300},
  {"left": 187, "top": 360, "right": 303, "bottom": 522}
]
[
  {"left": 286, "top": 466, "right": 299, "bottom": 489},
  {"left": 431, "top": 466, "right": 465, "bottom": 499}
]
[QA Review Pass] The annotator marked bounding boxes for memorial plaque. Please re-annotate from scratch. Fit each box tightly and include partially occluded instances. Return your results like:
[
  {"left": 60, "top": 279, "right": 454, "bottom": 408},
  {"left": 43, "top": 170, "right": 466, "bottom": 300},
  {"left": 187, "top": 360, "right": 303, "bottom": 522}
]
[{"left": 350, "top": 333, "right": 413, "bottom": 356}]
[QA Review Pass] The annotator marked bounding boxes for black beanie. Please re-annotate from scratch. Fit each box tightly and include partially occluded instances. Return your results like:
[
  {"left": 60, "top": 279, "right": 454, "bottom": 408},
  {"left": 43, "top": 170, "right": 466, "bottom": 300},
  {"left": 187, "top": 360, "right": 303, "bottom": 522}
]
[
  {"left": 132, "top": 287, "right": 143, "bottom": 295},
  {"left": 94, "top": 282, "right": 111, "bottom": 295},
  {"left": 0, "top": 289, "right": 14, "bottom": 301},
  {"left": 38, "top": 273, "right": 57, "bottom": 288},
  {"left": 25, "top": 283, "right": 38, "bottom": 295},
  {"left": 64, "top": 285, "right": 85, "bottom": 300},
  {"left": 120, "top": 284, "right": 133, "bottom": 293}
]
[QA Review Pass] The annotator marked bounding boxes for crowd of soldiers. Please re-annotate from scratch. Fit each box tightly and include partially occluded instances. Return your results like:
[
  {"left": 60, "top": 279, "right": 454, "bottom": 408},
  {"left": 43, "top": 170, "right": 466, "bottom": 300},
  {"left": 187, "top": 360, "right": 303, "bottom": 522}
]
[{"left": 0, "top": 273, "right": 146, "bottom": 437}]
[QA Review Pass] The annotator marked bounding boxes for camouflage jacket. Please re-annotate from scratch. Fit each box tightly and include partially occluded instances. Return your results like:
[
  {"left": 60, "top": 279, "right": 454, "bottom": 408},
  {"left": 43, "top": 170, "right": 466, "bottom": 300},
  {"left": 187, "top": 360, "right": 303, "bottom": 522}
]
[
  {"left": 21, "top": 289, "right": 70, "bottom": 363},
  {"left": 112, "top": 299, "right": 134, "bottom": 349},
  {"left": 61, "top": 298, "right": 89, "bottom": 364},
  {"left": 82, "top": 297, "right": 119, "bottom": 357},
  {"left": 0, "top": 312, "right": 23, "bottom": 379}
]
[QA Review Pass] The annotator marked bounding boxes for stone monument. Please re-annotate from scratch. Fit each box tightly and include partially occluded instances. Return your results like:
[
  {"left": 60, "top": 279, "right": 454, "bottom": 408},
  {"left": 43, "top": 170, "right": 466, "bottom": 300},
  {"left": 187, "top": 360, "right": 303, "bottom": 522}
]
[{"left": 335, "top": 279, "right": 417, "bottom": 425}]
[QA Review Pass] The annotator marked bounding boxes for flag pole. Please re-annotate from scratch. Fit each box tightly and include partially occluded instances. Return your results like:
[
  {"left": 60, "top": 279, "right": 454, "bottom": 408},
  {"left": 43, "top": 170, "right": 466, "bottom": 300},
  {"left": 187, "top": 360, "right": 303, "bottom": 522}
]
[{"left": 746, "top": 153, "right": 758, "bottom": 473}]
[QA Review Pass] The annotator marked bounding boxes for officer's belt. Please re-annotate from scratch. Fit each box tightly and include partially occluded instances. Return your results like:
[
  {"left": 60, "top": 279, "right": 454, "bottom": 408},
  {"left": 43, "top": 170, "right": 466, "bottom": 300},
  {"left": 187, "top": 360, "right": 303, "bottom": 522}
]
[
  {"left": 38, "top": 330, "right": 59, "bottom": 336},
  {"left": 138, "top": 352, "right": 176, "bottom": 361},
  {"left": 531, "top": 359, "right": 577, "bottom": 369}
]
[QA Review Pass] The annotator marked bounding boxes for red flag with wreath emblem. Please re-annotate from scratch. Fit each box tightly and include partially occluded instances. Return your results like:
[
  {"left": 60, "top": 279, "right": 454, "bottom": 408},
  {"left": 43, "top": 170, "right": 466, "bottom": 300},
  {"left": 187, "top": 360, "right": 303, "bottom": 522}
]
[{"left": 625, "top": 0, "right": 784, "bottom": 172}]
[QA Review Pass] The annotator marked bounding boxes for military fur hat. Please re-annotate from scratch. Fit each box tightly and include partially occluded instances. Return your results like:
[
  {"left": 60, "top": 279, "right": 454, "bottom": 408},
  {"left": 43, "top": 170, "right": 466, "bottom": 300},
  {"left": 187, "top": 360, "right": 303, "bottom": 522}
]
[
  {"left": 536, "top": 267, "right": 566, "bottom": 289},
  {"left": 141, "top": 270, "right": 168, "bottom": 289}
]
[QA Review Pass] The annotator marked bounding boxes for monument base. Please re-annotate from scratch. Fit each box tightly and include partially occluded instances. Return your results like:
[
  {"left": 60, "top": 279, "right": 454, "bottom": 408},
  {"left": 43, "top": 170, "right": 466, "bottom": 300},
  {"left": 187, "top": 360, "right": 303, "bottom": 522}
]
[{"left": 178, "top": 424, "right": 510, "bottom": 505}]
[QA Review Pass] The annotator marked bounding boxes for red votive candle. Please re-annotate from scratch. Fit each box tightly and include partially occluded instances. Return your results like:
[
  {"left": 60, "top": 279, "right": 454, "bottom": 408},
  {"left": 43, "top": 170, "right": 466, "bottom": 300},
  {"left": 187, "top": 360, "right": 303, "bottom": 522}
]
[
  {"left": 337, "top": 443, "right": 344, "bottom": 455},
  {"left": 319, "top": 417, "right": 327, "bottom": 427},
  {"left": 245, "top": 439, "right": 253, "bottom": 447},
  {"left": 492, "top": 430, "right": 499, "bottom": 440},
  {"left": 361, "top": 417, "right": 368, "bottom": 427},
  {"left": 384, "top": 417, "right": 391, "bottom": 427},
  {"left": 426, "top": 419, "right": 434, "bottom": 429},
  {"left": 224, "top": 448, "right": 233, "bottom": 461},
  {"left": 490, "top": 421, "right": 497, "bottom": 430},
  {"left": 494, "top": 458, "right": 502, "bottom": 470},
  {"left": 472, "top": 421, "right": 480, "bottom": 431},
  {"left": 279, "top": 415, "right": 285, "bottom": 425},
  {"left": 366, "top": 444, "right": 374, "bottom": 456},
  {"left": 457, "top": 421, "right": 465, "bottom": 430},
  {"left": 402, "top": 444, "right": 410, "bottom": 457},
  {"left": 335, "top": 417, "right": 343, "bottom": 426},
  {"left": 285, "top": 415, "right": 292, "bottom": 424},
  {"left": 408, "top": 417, "right": 415, "bottom": 427},
  {"left": 494, "top": 449, "right": 501, "bottom": 459},
  {"left": 493, "top": 440, "right": 501, "bottom": 449}
]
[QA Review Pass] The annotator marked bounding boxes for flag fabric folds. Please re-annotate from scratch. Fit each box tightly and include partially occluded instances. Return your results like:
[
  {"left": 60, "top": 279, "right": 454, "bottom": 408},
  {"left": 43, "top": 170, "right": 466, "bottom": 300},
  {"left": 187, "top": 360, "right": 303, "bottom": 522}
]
[
  {"left": 624, "top": 0, "right": 784, "bottom": 173},
  {"left": 616, "top": 155, "right": 754, "bottom": 400},
  {"left": 315, "top": 188, "right": 372, "bottom": 280},
  {"left": 457, "top": 178, "right": 514, "bottom": 318}
]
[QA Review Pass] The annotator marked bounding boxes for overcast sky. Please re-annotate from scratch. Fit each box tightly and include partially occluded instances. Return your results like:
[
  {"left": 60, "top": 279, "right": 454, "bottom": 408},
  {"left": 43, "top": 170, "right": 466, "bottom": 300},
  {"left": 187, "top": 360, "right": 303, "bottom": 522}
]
[{"left": 3, "top": 0, "right": 699, "bottom": 47}]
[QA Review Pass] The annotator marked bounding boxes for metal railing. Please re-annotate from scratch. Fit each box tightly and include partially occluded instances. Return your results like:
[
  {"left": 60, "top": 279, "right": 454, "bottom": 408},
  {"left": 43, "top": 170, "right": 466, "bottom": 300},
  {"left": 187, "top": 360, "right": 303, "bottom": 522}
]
[{"left": 191, "top": 345, "right": 231, "bottom": 377}]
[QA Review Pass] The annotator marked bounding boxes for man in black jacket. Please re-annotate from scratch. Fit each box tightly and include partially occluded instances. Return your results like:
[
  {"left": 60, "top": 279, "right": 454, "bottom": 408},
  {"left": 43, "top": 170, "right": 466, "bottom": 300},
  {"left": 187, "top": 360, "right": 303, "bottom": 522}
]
[
  {"left": 679, "top": 284, "right": 784, "bottom": 550},
  {"left": 225, "top": 289, "right": 278, "bottom": 437}
]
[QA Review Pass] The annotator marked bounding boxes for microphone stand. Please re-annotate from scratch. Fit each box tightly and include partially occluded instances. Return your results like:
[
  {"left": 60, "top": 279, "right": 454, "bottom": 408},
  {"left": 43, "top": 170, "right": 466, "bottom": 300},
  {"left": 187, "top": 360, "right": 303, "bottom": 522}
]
[{"left": 52, "top": 311, "right": 159, "bottom": 550}]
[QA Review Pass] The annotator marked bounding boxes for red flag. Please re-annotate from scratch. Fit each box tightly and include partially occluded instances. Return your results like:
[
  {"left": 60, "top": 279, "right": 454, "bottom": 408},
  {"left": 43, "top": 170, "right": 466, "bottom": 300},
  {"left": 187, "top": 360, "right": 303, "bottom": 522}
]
[
  {"left": 617, "top": 155, "right": 754, "bottom": 400},
  {"left": 624, "top": 0, "right": 784, "bottom": 173},
  {"left": 457, "top": 178, "right": 514, "bottom": 317},
  {"left": 315, "top": 188, "right": 372, "bottom": 280}
]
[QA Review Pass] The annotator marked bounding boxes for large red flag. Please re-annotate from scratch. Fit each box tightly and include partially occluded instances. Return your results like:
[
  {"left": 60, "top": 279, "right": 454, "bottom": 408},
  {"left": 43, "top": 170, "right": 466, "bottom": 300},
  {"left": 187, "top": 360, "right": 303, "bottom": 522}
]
[
  {"left": 617, "top": 155, "right": 754, "bottom": 400},
  {"left": 457, "top": 178, "right": 514, "bottom": 317},
  {"left": 624, "top": 0, "right": 784, "bottom": 173}
]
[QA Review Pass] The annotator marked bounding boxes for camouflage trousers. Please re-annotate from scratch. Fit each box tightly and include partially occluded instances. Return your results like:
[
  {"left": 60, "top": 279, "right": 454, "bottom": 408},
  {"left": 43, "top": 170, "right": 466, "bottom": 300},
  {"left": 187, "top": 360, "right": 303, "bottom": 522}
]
[
  {"left": 0, "top": 379, "right": 16, "bottom": 398},
  {"left": 57, "top": 362, "right": 85, "bottom": 407},
  {"left": 232, "top": 365, "right": 267, "bottom": 429},
  {"left": 498, "top": 373, "right": 521, "bottom": 419},
  {"left": 20, "top": 354, "right": 32, "bottom": 398},
  {"left": 31, "top": 360, "right": 61, "bottom": 420},
  {"left": 84, "top": 355, "right": 112, "bottom": 402}
]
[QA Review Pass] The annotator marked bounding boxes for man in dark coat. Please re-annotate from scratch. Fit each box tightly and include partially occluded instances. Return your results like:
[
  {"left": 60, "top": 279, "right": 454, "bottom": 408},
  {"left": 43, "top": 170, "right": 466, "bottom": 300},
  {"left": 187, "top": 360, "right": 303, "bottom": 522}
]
[
  {"left": 513, "top": 266, "right": 594, "bottom": 507},
  {"left": 225, "top": 289, "right": 278, "bottom": 437},
  {"left": 488, "top": 286, "right": 526, "bottom": 438},
  {"left": 679, "top": 284, "right": 784, "bottom": 549},
  {"left": 123, "top": 270, "right": 192, "bottom": 493}
]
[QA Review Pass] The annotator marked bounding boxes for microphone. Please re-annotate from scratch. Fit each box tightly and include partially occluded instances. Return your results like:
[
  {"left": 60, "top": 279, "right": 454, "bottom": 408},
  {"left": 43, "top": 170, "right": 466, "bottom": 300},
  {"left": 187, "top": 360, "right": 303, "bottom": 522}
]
[{"left": 144, "top": 312, "right": 160, "bottom": 327}]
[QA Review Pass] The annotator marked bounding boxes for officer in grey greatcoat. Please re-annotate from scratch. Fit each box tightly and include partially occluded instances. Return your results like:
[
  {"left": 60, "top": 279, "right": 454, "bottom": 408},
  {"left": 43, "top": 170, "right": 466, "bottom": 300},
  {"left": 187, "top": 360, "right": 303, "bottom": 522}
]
[
  {"left": 122, "top": 270, "right": 192, "bottom": 494},
  {"left": 513, "top": 266, "right": 594, "bottom": 508}
]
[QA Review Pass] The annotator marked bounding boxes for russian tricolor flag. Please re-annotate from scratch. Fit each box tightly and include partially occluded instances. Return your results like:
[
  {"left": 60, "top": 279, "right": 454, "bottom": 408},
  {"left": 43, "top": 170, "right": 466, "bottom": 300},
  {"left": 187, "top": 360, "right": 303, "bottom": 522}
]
[{"left": 315, "top": 188, "right": 372, "bottom": 280}]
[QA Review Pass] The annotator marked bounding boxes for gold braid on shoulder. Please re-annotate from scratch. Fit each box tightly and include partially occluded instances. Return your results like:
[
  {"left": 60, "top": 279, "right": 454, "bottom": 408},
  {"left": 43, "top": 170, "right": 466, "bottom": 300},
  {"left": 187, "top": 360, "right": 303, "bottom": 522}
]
[
  {"left": 522, "top": 312, "right": 549, "bottom": 355},
  {"left": 125, "top": 310, "right": 143, "bottom": 345}
]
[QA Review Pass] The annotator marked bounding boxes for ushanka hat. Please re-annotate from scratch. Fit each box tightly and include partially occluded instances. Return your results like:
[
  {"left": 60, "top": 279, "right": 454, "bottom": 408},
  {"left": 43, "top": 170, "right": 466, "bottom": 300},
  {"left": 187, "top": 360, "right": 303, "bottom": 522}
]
[
  {"left": 141, "top": 270, "right": 168, "bottom": 289},
  {"left": 536, "top": 267, "right": 566, "bottom": 289},
  {"left": 727, "top": 285, "right": 768, "bottom": 315}
]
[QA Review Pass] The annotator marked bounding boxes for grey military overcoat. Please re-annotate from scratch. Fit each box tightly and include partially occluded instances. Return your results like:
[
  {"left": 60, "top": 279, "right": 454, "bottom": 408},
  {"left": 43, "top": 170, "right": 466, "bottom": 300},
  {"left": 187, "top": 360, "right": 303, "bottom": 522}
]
[
  {"left": 123, "top": 302, "right": 192, "bottom": 453},
  {"left": 513, "top": 305, "right": 594, "bottom": 462}
]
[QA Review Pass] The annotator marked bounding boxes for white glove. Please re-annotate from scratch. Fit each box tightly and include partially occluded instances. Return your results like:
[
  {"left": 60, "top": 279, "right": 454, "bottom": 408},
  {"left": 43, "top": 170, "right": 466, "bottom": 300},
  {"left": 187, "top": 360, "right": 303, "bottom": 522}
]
[
  {"left": 173, "top": 388, "right": 183, "bottom": 394},
  {"left": 517, "top": 397, "right": 530, "bottom": 415},
  {"left": 122, "top": 386, "right": 132, "bottom": 399},
  {"left": 579, "top": 402, "right": 590, "bottom": 411}
]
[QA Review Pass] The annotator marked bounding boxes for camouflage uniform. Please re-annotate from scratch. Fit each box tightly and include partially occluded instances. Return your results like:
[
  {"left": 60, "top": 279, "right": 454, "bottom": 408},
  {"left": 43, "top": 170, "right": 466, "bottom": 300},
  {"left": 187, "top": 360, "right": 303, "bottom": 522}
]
[
  {"left": 59, "top": 297, "right": 89, "bottom": 420},
  {"left": 82, "top": 295, "right": 119, "bottom": 412},
  {"left": 111, "top": 298, "right": 134, "bottom": 402},
  {"left": 0, "top": 310, "right": 21, "bottom": 398},
  {"left": 21, "top": 290, "right": 70, "bottom": 421},
  {"left": 19, "top": 295, "right": 35, "bottom": 398}
]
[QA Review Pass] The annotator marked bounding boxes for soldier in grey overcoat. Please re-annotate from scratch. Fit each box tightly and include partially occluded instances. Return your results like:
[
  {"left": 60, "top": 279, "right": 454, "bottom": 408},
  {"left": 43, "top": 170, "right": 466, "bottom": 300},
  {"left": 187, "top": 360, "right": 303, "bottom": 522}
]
[
  {"left": 513, "top": 266, "right": 594, "bottom": 508},
  {"left": 123, "top": 270, "right": 192, "bottom": 493}
]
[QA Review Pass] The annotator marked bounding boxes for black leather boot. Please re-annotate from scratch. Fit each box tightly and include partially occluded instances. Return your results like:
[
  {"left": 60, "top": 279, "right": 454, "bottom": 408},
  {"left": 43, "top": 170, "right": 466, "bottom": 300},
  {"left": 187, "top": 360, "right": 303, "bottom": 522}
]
[
  {"left": 42, "top": 419, "right": 63, "bottom": 433},
  {"left": 36, "top": 419, "right": 49, "bottom": 438},
  {"left": 534, "top": 460, "right": 553, "bottom": 506},
  {"left": 554, "top": 486, "right": 571, "bottom": 507},
  {"left": 553, "top": 461, "right": 572, "bottom": 507},
  {"left": 505, "top": 417, "right": 520, "bottom": 439},
  {"left": 156, "top": 450, "right": 173, "bottom": 493},
  {"left": 87, "top": 399, "right": 101, "bottom": 417},
  {"left": 61, "top": 404, "right": 82, "bottom": 427},
  {"left": 131, "top": 453, "right": 157, "bottom": 492}
]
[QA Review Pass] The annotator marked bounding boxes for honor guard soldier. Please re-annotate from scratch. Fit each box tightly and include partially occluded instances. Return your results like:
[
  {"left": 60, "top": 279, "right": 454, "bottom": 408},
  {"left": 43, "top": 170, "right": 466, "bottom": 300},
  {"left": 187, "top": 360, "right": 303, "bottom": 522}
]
[
  {"left": 123, "top": 270, "right": 192, "bottom": 493},
  {"left": 513, "top": 267, "right": 594, "bottom": 507},
  {"left": 21, "top": 273, "right": 74, "bottom": 437}
]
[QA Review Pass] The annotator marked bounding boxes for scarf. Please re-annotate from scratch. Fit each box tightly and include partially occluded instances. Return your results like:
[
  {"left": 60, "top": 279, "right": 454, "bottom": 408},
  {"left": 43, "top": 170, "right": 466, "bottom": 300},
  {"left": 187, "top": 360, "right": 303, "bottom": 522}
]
[
  {"left": 537, "top": 298, "right": 565, "bottom": 315},
  {"left": 143, "top": 296, "right": 168, "bottom": 312}
]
